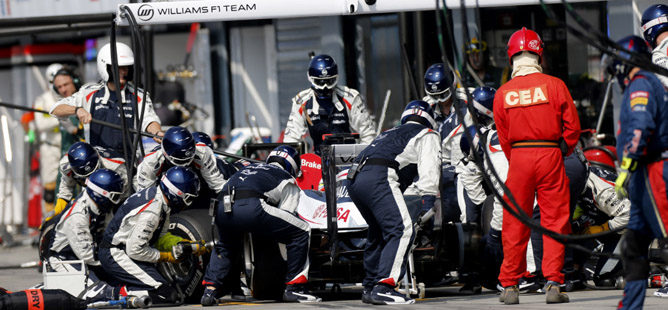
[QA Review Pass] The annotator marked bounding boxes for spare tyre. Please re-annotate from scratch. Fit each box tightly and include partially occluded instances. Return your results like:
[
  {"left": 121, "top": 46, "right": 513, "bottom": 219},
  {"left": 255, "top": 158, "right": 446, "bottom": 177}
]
[{"left": 162, "top": 209, "right": 214, "bottom": 302}]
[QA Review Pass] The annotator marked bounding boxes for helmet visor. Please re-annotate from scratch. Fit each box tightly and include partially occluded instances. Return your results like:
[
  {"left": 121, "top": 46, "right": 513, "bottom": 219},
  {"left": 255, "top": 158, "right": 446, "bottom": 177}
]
[
  {"left": 73, "top": 160, "right": 99, "bottom": 178},
  {"left": 163, "top": 149, "right": 195, "bottom": 166},
  {"left": 427, "top": 88, "right": 452, "bottom": 103},
  {"left": 161, "top": 175, "right": 198, "bottom": 206},
  {"left": 309, "top": 76, "right": 338, "bottom": 90},
  {"left": 85, "top": 179, "right": 123, "bottom": 205}
]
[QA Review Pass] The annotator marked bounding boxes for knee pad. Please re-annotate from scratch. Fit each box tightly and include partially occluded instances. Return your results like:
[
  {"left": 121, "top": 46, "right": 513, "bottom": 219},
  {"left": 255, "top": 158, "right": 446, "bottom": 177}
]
[{"left": 621, "top": 230, "right": 650, "bottom": 281}]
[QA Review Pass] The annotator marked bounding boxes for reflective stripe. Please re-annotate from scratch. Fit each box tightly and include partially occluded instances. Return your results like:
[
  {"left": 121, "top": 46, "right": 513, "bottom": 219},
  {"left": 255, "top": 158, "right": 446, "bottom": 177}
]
[
  {"left": 110, "top": 247, "right": 162, "bottom": 289},
  {"left": 386, "top": 168, "right": 414, "bottom": 284}
]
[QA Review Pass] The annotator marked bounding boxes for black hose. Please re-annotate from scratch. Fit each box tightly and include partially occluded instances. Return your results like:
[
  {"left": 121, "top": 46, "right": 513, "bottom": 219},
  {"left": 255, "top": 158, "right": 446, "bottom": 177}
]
[
  {"left": 109, "top": 22, "right": 133, "bottom": 181},
  {"left": 119, "top": 5, "right": 146, "bottom": 163},
  {"left": 539, "top": 0, "right": 668, "bottom": 78},
  {"left": 0, "top": 101, "right": 261, "bottom": 163},
  {"left": 432, "top": 2, "right": 625, "bottom": 254}
]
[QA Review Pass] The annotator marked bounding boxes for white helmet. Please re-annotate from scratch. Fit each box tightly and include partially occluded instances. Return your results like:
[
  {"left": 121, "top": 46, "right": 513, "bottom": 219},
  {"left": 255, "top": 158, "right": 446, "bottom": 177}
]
[
  {"left": 97, "top": 42, "right": 134, "bottom": 82},
  {"left": 45, "top": 63, "right": 63, "bottom": 84}
]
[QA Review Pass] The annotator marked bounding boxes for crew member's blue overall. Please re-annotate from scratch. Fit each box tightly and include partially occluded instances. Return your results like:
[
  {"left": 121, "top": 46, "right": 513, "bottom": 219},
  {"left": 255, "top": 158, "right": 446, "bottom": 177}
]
[
  {"left": 618, "top": 70, "right": 668, "bottom": 310},
  {"left": 202, "top": 163, "right": 310, "bottom": 288},
  {"left": 88, "top": 87, "right": 136, "bottom": 156},
  {"left": 347, "top": 107, "right": 440, "bottom": 300}
]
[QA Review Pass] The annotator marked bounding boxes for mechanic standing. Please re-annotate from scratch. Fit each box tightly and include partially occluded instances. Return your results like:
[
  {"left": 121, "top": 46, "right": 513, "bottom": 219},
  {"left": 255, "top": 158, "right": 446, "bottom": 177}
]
[
  {"left": 494, "top": 27, "right": 580, "bottom": 305},
  {"left": 200, "top": 146, "right": 321, "bottom": 305},
  {"left": 50, "top": 42, "right": 163, "bottom": 157},
  {"left": 422, "top": 63, "right": 469, "bottom": 223},
  {"left": 34, "top": 63, "right": 65, "bottom": 215},
  {"left": 348, "top": 100, "right": 440, "bottom": 305},
  {"left": 283, "top": 54, "right": 375, "bottom": 154},
  {"left": 44, "top": 169, "right": 124, "bottom": 302},
  {"left": 611, "top": 35, "right": 668, "bottom": 310},
  {"left": 642, "top": 4, "right": 668, "bottom": 88},
  {"left": 99, "top": 166, "right": 202, "bottom": 304}
]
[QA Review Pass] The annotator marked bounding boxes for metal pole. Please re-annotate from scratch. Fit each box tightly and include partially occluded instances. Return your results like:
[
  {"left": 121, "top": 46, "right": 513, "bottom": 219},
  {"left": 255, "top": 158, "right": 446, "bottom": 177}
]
[
  {"left": 595, "top": 78, "right": 615, "bottom": 134},
  {"left": 0, "top": 13, "right": 114, "bottom": 28},
  {"left": 0, "top": 101, "right": 259, "bottom": 162},
  {"left": 109, "top": 23, "right": 134, "bottom": 180}
]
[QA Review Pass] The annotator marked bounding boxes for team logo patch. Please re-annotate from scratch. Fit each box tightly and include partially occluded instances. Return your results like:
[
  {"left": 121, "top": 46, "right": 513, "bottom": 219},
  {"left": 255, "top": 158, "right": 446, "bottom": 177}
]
[
  {"left": 528, "top": 40, "right": 541, "bottom": 50},
  {"left": 503, "top": 85, "right": 549, "bottom": 109}
]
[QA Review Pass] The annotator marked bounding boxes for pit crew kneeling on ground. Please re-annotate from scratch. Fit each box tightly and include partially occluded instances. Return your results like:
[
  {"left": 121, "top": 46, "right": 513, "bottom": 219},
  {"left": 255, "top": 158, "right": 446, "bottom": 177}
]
[
  {"left": 99, "top": 166, "right": 201, "bottom": 304},
  {"left": 200, "top": 145, "right": 320, "bottom": 305},
  {"left": 347, "top": 100, "right": 440, "bottom": 305},
  {"left": 44, "top": 169, "right": 124, "bottom": 303},
  {"left": 135, "top": 126, "right": 225, "bottom": 197},
  {"left": 55, "top": 142, "right": 129, "bottom": 215}
]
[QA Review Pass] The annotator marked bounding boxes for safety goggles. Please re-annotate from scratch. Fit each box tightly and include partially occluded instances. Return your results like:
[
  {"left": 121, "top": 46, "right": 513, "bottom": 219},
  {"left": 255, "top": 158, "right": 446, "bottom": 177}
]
[
  {"left": 85, "top": 179, "right": 123, "bottom": 205},
  {"left": 426, "top": 88, "right": 452, "bottom": 103},
  {"left": 400, "top": 108, "right": 437, "bottom": 129},
  {"left": 73, "top": 160, "right": 100, "bottom": 178},
  {"left": 309, "top": 75, "right": 338, "bottom": 90},
  {"left": 161, "top": 174, "right": 198, "bottom": 206},
  {"left": 162, "top": 149, "right": 195, "bottom": 167},
  {"left": 465, "top": 40, "right": 487, "bottom": 54}
]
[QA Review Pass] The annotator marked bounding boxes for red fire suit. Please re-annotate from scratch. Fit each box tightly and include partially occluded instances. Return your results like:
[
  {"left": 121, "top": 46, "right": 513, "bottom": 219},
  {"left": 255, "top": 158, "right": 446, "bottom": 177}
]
[{"left": 493, "top": 72, "right": 580, "bottom": 287}]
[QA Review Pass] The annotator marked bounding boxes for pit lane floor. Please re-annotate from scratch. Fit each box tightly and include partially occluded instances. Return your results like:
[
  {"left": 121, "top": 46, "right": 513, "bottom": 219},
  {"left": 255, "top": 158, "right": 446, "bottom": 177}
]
[{"left": 2, "top": 243, "right": 667, "bottom": 309}]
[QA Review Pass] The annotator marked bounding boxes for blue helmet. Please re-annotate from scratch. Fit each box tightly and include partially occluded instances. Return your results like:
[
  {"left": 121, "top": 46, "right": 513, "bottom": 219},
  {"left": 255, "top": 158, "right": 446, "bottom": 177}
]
[
  {"left": 460, "top": 126, "right": 483, "bottom": 160},
  {"left": 605, "top": 35, "right": 651, "bottom": 89},
  {"left": 471, "top": 86, "right": 496, "bottom": 124},
  {"left": 85, "top": 168, "right": 124, "bottom": 211},
  {"left": 68, "top": 142, "right": 100, "bottom": 177},
  {"left": 162, "top": 126, "right": 196, "bottom": 166},
  {"left": 192, "top": 131, "right": 214, "bottom": 149},
  {"left": 424, "top": 63, "right": 455, "bottom": 103},
  {"left": 307, "top": 54, "right": 338, "bottom": 90},
  {"left": 160, "top": 166, "right": 200, "bottom": 211},
  {"left": 641, "top": 4, "right": 668, "bottom": 47},
  {"left": 266, "top": 145, "right": 301, "bottom": 178},
  {"left": 400, "top": 100, "right": 437, "bottom": 129}
]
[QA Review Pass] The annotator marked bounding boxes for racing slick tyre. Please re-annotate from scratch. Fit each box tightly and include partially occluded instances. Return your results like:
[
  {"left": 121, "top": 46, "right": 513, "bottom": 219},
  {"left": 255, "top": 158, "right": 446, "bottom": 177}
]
[
  {"left": 243, "top": 234, "right": 287, "bottom": 301},
  {"left": 161, "top": 209, "right": 213, "bottom": 303}
]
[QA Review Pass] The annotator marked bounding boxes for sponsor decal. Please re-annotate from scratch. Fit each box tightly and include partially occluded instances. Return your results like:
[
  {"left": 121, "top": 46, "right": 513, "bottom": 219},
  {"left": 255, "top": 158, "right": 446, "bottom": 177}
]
[
  {"left": 137, "top": 4, "right": 154, "bottom": 21},
  {"left": 150, "top": 3, "right": 258, "bottom": 18},
  {"left": 301, "top": 158, "right": 321, "bottom": 170},
  {"left": 311, "top": 205, "right": 351, "bottom": 223},
  {"left": 503, "top": 85, "right": 549, "bottom": 108},
  {"left": 630, "top": 91, "right": 648, "bottom": 99}
]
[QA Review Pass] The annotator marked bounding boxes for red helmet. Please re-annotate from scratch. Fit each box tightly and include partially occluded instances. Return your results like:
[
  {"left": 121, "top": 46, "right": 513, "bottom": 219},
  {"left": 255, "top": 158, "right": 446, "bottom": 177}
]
[
  {"left": 506, "top": 27, "right": 544, "bottom": 64},
  {"left": 583, "top": 146, "right": 617, "bottom": 170}
]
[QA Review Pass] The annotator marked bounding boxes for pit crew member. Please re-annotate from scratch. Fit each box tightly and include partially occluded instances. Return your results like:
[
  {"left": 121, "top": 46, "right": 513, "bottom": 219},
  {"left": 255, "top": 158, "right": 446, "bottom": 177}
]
[
  {"left": 347, "top": 100, "right": 440, "bottom": 305},
  {"left": 611, "top": 35, "right": 668, "bottom": 309},
  {"left": 494, "top": 27, "right": 580, "bottom": 305},
  {"left": 99, "top": 166, "right": 201, "bottom": 304},
  {"left": 283, "top": 54, "right": 375, "bottom": 154},
  {"left": 200, "top": 146, "right": 321, "bottom": 305}
]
